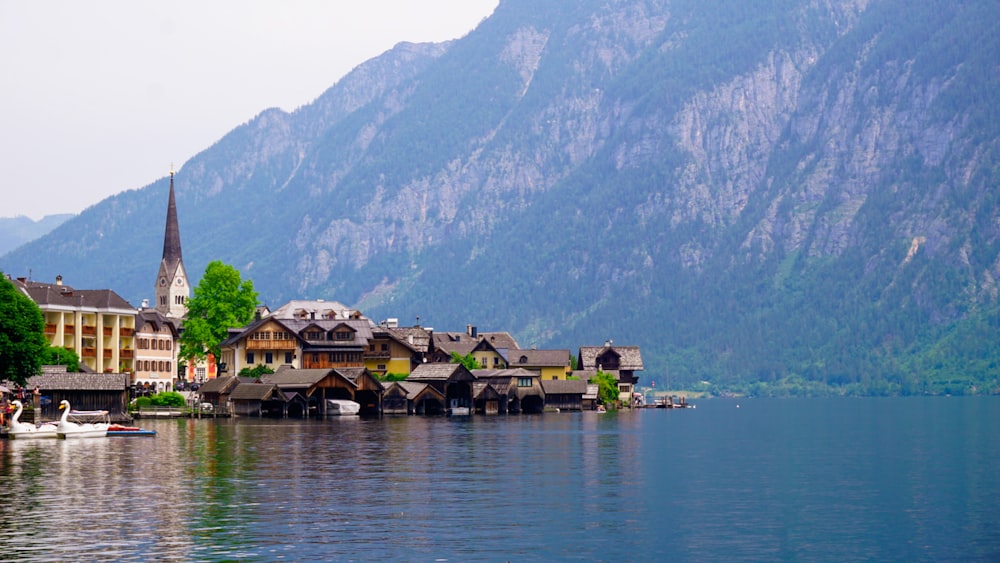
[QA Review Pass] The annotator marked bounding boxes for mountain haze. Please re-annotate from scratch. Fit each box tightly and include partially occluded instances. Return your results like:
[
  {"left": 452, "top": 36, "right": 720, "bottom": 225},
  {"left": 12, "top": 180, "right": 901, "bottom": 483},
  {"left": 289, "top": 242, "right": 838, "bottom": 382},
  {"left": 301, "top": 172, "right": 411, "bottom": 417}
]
[{"left": 4, "top": 0, "right": 999, "bottom": 394}]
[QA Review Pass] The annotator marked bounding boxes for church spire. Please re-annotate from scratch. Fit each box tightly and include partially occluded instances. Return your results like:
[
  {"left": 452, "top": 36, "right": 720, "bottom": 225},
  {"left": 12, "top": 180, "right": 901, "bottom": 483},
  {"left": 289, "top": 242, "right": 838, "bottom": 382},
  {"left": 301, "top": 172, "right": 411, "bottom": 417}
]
[{"left": 162, "top": 167, "right": 182, "bottom": 266}]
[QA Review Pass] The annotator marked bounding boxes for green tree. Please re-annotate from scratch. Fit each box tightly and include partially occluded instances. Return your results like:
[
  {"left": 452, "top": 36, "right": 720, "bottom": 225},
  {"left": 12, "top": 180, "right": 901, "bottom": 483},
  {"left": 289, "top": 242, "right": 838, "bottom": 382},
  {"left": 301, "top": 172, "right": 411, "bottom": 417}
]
[
  {"left": 150, "top": 391, "right": 186, "bottom": 407},
  {"left": 590, "top": 370, "right": 619, "bottom": 407},
  {"left": 451, "top": 351, "right": 480, "bottom": 371},
  {"left": 238, "top": 364, "right": 274, "bottom": 379},
  {"left": 0, "top": 273, "right": 48, "bottom": 385},
  {"left": 179, "top": 261, "right": 259, "bottom": 363},
  {"left": 43, "top": 346, "right": 80, "bottom": 372}
]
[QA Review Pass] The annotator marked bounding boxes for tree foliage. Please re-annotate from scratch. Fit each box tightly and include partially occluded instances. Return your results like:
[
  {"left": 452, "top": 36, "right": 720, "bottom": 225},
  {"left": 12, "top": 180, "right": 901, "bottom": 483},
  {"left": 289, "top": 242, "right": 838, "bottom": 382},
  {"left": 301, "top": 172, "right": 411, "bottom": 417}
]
[
  {"left": 43, "top": 346, "right": 80, "bottom": 373},
  {"left": 179, "top": 261, "right": 259, "bottom": 362},
  {"left": 238, "top": 364, "right": 274, "bottom": 379},
  {"left": 149, "top": 391, "right": 186, "bottom": 407},
  {"left": 589, "top": 370, "right": 619, "bottom": 407},
  {"left": 0, "top": 273, "right": 48, "bottom": 385},
  {"left": 451, "top": 352, "right": 480, "bottom": 371}
]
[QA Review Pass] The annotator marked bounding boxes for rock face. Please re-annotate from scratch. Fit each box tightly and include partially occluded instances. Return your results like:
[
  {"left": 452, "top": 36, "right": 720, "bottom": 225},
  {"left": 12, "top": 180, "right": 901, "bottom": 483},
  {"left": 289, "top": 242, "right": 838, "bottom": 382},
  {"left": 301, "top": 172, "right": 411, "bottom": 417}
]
[{"left": 4, "top": 0, "right": 999, "bottom": 390}]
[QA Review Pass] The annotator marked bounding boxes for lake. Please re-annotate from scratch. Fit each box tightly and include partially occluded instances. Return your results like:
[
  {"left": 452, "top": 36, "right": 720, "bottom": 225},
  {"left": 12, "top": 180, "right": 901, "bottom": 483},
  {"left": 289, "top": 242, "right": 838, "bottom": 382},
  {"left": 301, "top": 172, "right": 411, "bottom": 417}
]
[{"left": 1, "top": 397, "right": 998, "bottom": 561}]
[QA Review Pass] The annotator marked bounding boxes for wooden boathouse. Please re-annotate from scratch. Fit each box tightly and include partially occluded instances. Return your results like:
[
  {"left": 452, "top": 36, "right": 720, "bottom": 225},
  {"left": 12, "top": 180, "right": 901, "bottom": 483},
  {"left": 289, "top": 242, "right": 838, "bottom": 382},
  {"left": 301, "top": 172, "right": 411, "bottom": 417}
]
[{"left": 27, "top": 367, "right": 130, "bottom": 422}]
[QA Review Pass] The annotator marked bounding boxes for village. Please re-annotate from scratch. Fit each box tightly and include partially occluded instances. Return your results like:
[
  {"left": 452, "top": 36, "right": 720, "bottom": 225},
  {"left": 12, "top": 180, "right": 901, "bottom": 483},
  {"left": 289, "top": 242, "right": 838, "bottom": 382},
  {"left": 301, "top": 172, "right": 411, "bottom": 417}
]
[{"left": 3, "top": 172, "right": 650, "bottom": 424}]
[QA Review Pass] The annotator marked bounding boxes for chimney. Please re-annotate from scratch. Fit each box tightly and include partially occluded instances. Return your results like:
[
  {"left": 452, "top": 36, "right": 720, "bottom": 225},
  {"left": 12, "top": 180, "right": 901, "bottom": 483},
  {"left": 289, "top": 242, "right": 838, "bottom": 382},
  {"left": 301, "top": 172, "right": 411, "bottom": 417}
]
[
  {"left": 55, "top": 275, "right": 63, "bottom": 286},
  {"left": 467, "top": 324, "right": 477, "bottom": 338}
]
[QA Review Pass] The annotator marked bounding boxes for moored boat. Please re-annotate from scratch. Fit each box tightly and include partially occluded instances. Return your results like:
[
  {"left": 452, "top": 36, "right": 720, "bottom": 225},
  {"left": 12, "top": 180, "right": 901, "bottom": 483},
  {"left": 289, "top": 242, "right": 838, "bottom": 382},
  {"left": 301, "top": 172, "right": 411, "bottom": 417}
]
[
  {"left": 56, "top": 400, "right": 109, "bottom": 439},
  {"left": 6, "top": 400, "right": 58, "bottom": 439},
  {"left": 106, "top": 424, "right": 157, "bottom": 436},
  {"left": 325, "top": 399, "right": 361, "bottom": 416}
]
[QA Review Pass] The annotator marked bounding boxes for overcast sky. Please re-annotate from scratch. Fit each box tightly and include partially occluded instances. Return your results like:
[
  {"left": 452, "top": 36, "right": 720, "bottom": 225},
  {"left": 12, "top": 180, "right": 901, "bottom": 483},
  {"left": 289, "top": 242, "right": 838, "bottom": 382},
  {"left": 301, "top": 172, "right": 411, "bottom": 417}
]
[{"left": 0, "top": 0, "right": 498, "bottom": 220}]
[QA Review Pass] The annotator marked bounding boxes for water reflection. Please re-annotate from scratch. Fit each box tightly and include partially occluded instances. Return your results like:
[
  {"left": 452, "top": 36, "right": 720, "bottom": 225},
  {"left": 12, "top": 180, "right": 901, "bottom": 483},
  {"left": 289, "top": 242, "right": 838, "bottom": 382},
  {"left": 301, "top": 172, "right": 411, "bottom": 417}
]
[{"left": 1, "top": 400, "right": 998, "bottom": 561}]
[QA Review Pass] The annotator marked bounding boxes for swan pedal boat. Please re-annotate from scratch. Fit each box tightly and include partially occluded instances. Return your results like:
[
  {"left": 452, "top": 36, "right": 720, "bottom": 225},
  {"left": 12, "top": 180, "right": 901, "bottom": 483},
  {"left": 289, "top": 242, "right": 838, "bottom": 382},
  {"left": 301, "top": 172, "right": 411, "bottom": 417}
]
[
  {"left": 6, "top": 400, "right": 59, "bottom": 439},
  {"left": 56, "top": 400, "right": 109, "bottom": 439}
]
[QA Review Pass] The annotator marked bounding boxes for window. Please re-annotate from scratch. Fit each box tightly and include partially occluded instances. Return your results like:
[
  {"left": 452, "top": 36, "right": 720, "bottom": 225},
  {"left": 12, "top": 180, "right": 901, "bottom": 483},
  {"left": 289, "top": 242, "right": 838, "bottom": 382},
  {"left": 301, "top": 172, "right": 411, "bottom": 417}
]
[
  {"left": 284, "top": 352, "right": 293, "bottom": 364},
  {"left": 380, "top": 343, "right": 389, "bottom": 352},
  {"left": 246, "top": 352, "right": 255, "bottom": 364},
  {"left": 518, "top": 377, "right": 532, "bottom": 388},
  {"left": 335, "top": 331, "right": 353, "bottom": 341},
  {"left": 493, "top": 357, "right": 500, "bottom": 365},
  {"left": 160, "top": 296, "right": 167, "bottom": 305},
  {"left": 377, "top": 364, "right": 387, "bottom": 371},
  {"left": 307, "top": 331, "right": 322, "bottom": 340},
  {"left": 265, "top": 352, "right": 273, "bottom": 364}
]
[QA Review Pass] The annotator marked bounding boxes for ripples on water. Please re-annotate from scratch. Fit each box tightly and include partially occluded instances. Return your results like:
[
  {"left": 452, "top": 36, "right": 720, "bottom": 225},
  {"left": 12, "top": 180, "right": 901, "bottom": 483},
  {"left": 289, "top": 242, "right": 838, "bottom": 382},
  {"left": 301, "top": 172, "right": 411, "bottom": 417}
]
[{"left": 1, "top": 398, "right": 998, "bottom": 561}]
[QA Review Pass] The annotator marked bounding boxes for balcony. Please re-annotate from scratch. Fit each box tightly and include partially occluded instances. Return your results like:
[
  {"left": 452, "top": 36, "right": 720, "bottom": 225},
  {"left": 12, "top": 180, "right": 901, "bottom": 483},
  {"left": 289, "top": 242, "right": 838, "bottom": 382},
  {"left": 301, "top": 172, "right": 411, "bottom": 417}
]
[
  {"left": 45, "top": 323, "right": 57, "bottom": 334},
  {"left": 103, "top": 327, "right": 113, "bottom": 337},
  {"left": 103, "top": 349, "right": 113, "bottom": 359},
  {"left": 120, "top": 349, "right": 134, "bottom": 359},
  {"left": 81, "top": 347, "right": 97, "bottom": 358},
  {"left": 81, "top": 326, "right": 97, "bottom": 336},
  {"left": 364, "top": 351, "right": 391, "bottom": 360},
  {"left": 64, "top": 324, "right": 75, "bottom": 334},
  {"left": 120, "top": 327, "right": 135, "bottom": 337},
  {"left": 246, "top": 339, "right": 298, "bottom": 350}
]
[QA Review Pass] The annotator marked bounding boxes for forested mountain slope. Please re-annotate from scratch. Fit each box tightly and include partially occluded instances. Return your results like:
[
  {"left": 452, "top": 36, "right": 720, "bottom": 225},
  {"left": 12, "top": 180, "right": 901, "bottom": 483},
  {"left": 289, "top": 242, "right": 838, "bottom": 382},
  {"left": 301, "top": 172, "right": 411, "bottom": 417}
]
[{"left": 4, "top": 0, "right": 999, "bottom": 394}]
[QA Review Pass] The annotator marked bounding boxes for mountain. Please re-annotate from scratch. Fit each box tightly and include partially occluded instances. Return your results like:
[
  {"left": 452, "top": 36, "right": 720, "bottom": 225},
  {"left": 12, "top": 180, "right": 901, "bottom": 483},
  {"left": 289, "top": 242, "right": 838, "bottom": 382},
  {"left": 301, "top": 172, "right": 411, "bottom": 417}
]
[
  {"left": 0, "top": 214, "right": 74, "bottom": 257},
  {"left": 3, "top": 0, "right": 999, "bottom": 395}
]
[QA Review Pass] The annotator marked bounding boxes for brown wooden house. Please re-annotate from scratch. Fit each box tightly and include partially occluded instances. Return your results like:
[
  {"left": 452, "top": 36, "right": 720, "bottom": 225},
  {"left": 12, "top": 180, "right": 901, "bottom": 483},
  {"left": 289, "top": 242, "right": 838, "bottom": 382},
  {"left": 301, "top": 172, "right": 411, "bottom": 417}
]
[
  {"left": 407, "top": 363, "right": 474, "bottom": 413},
  {"left": 27, "top": 368, "right": 130, "bottom": 422},
  {"left": 382, "top": 381, "right": 446, "bottom": 415}
]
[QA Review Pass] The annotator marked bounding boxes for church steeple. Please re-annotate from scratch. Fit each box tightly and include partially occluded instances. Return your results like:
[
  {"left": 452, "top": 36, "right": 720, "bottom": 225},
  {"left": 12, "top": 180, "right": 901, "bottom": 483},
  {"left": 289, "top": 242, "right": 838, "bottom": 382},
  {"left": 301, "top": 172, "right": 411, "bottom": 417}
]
[
  {"left": 155, "top": 167, "right": 189, "bottom": 319},
  {"left": 162, "top": 168, "right": 183, "bottom": 267}
]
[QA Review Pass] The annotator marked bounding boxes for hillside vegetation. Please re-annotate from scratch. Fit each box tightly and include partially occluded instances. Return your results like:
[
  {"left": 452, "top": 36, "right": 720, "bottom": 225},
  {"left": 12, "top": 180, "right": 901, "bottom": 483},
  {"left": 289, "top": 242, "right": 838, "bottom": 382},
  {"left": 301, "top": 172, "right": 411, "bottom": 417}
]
[{"left": 3, "top": 0, "right": 999, "bottom": 395}]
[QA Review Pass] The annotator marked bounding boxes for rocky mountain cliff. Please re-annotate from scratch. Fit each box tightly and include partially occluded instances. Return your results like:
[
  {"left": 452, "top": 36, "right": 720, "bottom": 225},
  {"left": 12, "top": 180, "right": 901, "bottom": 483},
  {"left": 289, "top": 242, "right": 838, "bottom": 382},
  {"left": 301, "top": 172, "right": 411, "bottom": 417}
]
[{"left": 4, "top": 0, "right": 999, "bottom": 393}]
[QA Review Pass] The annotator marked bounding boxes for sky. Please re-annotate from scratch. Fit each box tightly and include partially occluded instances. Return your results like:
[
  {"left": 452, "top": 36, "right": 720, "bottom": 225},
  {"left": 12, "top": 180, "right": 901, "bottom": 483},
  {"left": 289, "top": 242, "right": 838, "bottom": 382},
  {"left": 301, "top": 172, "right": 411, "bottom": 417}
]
[{"left": 0, "top": 0, "right": 499, "bottom": 220}]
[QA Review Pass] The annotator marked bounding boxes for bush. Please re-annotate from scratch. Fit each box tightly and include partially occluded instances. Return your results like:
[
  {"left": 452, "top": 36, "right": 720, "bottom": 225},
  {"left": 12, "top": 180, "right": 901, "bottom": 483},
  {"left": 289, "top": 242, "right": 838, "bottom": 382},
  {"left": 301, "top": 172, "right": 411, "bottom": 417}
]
[{"left": 150, "top": 391, "right": 186, "bottom": 407}]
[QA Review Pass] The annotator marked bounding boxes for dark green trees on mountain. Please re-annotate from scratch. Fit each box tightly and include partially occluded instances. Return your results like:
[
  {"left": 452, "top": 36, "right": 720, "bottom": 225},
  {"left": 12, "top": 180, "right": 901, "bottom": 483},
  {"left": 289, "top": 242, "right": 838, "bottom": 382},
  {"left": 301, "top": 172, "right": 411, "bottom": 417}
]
[{"left": 2, "top": 1, "right": 999, "bottom": 395}]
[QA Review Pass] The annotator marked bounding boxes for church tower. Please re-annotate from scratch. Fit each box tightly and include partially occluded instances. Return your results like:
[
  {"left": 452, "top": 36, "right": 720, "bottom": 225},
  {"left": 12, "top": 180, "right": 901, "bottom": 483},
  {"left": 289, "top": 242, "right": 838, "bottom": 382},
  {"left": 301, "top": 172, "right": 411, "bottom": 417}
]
[{"left": 155, "top": 169, "right": 189, "bottom": 319}]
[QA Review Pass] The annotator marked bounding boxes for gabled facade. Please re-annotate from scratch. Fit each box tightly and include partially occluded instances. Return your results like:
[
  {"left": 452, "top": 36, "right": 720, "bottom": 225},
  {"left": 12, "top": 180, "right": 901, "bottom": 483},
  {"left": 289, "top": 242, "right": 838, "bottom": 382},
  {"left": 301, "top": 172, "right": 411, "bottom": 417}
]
[
  {"left": 11, "top": 275, "right": 137, "bottom": 374},
  {"left": 134, "top": 308, "right": 179, "bottom": 393},
  {"left": 509, "top": 349, "right": 572, "bottom": 379},
  {"left": 219, "top": 317, "right": 375, "bottom": 375},
  {"left": 365, "top": 326, "right": 426, "bottom": 377},
  {"left": 578, "top": 344, "right": 644, "bottom": 407}
]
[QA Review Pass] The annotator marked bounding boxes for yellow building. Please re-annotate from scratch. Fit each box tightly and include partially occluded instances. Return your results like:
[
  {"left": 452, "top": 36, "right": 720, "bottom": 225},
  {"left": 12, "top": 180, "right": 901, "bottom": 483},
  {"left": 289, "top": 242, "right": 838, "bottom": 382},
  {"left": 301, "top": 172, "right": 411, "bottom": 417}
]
[{"left": 11, "top": 275, "right": 137, "bottom": 374}]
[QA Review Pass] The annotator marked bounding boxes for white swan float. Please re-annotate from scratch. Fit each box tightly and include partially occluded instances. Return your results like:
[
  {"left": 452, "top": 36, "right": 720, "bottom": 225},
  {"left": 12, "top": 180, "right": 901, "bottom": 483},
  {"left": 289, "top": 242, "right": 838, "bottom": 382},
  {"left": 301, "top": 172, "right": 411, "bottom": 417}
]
[
  {"left": 6, "top": 400, "right": 58, "bottom": 439},
  {"left": 56, "top": 400, "right": 109, "bottom": 439}
]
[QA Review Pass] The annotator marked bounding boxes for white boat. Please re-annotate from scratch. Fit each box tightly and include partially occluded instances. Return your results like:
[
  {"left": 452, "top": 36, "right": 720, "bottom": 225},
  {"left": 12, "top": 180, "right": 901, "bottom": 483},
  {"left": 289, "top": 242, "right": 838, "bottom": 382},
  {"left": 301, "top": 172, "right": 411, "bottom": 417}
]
[
  {"left": 447, "top": 399, "right": 470, "bottom": 416},
  {"left": 6, "top": 400, "right": 58, "bottom": 439},
  {"left": 325, "top": 399, "right": 361, "bottom": 416},
  {"left": 56, "top": 400, "right": 109, "bottom": 439}
]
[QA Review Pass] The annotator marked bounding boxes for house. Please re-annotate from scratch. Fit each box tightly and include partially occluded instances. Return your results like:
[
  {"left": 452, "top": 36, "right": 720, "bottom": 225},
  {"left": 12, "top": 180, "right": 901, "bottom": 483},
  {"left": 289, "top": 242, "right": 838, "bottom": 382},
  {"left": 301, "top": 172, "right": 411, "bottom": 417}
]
[
  {"left": 382, "top": 381, "right": 446, "bottom": 415},
  {"left": 219, "top": 316, "right": 302, "bottom": 374},
  {"left": 228, "top": 381, "right": 281, "bottom": 417},
  {"left": 134, "top": 308, "right": 179, "bottom": 394},
  {"left": 472, "top": 380, "right": 504, "bottom": 415},
  {"left": 472, "top": 368, "right": 545, "bottom": 414},
  {"left": 197, "top": 374, "right": 241, "bottom": 410},
  {"left": 365, "top": 325, "right": 427, "bottom": 377},
  {"left": 330, "top": 367, "right": 384, "bottom": 415},
  {"left": 219, "top": 316, "right": 376, "bottom": 375},
  {"left": 429, "top": 325, "right": 519, "bottom": 367},
  {"left": 578, "top": 344, "right": 644, "bottom": 407},
  {"left": 540, "top": 379, "right": 588, "bottom": 411},
  {"left": 10, "top": 275, "right": 137, "bottom": 375},
  {"left": 407, "top": 363, "right": 475, "bottom": 413},
  {"left": 508, "top": 349, "right": 572, "bottom": 379},
  {"left": 257, "top": 366, "right": 376, "bottom": 416},
  {"left": 26, "top": 366, "right": 130, "bottom": 422}
]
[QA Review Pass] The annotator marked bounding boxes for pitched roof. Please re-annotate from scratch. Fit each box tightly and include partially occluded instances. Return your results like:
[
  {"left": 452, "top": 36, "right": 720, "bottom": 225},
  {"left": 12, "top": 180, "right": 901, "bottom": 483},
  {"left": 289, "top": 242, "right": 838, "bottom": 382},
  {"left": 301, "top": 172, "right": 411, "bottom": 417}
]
[
  {"left": 578, "top": 346, "right": 644, "bottom": 371},
  {"left": 161, "top": 171, "right": 183, "bottom": 268},
  {"left": 385, "top": 326, "right": 432, "bottom": 353},
  {"left": 12, "top": 278, "right": 135, "bottom": 313},
  {"left": 471, "top": 368, "right": 538, "bottom": 379},
  {"left": 261, "top": 368, "right": 342, "bottom": 389},
  {"left": 229, "top": 382, "right": 278, "bottom": 401},
  {"left": 198, "top": 375, "right": 238, "bottom": 394},
  {"left": 540, "top": 379, "right": 588, "bottom": 395},
  {"left": 408, "top": 363, "right": 475, "bottom": 382},
  {"left": 509, "top": 349, "right": 571, "bottom": 368},
  {"left": 269, "top": 299, "right": 364, "bottom": 321},
  {"left": 137, "top": 308, "right": 179, "bottom": 337},
  {"left": 26, "top": 372, "right": 128, "bottom": 391},
  {"left": 389, "top": 381, "right": 445, "bottom": 401}
]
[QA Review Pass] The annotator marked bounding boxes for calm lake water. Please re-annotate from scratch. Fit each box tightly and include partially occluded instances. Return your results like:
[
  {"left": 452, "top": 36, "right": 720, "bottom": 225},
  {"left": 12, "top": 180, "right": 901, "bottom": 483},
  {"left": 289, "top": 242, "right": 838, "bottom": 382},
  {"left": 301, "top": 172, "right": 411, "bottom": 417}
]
[{"left": 1, "top": 397, "right": 998, "bottom": 561}]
